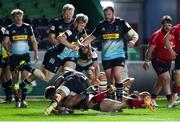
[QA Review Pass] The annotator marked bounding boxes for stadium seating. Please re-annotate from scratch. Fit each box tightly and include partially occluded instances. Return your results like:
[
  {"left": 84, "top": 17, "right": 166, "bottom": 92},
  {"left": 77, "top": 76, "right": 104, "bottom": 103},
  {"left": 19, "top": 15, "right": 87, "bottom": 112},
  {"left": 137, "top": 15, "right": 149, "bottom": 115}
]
[{"left": 0, "top": 0, "right": 67, "bottom": 20}]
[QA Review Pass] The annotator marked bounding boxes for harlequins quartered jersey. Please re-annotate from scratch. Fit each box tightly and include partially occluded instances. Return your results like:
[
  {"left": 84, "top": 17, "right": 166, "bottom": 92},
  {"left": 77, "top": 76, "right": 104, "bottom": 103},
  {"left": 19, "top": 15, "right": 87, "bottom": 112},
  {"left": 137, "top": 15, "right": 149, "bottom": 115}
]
[
  {"left": 52, "top": 24, "right": 86, "bottom": 60},
  {"left": 92, "top": 18, "right": 131, "bottom": 60},
  {"left": 4, "top": 23, "right": 33, "bottom": 55},
  {"left": 49, "top": 18, "right": 74, "bottom": 37}
]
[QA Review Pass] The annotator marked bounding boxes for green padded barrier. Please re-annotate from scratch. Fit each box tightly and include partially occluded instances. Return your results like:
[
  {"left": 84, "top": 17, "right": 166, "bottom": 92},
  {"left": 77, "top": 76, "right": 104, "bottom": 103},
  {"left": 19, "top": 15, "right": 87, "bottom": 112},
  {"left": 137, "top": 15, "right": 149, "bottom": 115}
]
[{"left": 70, "top": 0, "right": 104, "bottom": 30}]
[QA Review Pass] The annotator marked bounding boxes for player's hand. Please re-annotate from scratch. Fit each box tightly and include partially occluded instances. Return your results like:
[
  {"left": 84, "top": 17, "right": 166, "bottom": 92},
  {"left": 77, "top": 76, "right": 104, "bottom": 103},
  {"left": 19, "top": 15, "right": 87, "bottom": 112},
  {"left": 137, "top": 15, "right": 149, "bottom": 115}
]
[
  {"left": 143, "top": 62, "right": 150, "bottom": 70},
  {"left": 128, "top": 40, "right": 135, "bottom": 48},
  {"left": 70, "top": 45, "right": 79, "bottom": 51},
  {"left": 44, "top": 102, "right": 58, "bottom": 115}
]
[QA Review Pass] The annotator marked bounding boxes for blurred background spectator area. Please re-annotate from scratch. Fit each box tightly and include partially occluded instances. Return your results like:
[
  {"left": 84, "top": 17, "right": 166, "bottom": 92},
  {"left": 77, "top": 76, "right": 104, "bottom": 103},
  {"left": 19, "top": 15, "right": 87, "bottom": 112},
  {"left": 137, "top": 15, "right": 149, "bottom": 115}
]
[{"left": 0, "top": 0, "right": 68, "bottom": 49}]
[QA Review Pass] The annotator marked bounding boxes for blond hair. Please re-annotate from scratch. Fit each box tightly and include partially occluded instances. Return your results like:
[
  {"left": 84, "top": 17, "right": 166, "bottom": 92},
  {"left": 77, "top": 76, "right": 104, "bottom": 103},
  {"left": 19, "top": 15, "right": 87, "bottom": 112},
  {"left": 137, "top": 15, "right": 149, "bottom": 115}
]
[
  {"left": 74, "top": 13, "right": 88, "bottom": 24},
  {"left": 62, "top": 4, "right": 75, "bottom": 14}
]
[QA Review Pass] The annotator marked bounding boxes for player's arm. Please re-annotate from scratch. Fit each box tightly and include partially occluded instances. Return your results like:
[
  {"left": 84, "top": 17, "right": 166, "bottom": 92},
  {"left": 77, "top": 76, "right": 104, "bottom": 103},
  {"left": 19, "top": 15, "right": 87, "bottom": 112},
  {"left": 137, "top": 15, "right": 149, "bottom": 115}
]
[
  {"left": 82, "top": 34, "right": 96, "bottom": 45},
  {"left": 164, "top": 32, "right": 176, "bottom": 59},
  {"left": 127, "top": 28, "right": 139, "bottom": 48},
  {"left": 92, "top": 60, "right": 100, "bottom": 81},
  {"left": 49, "top": 33, "right": 58, "bottom": 45},
  {"left": 57, "top": 33, "right": 79, "bottom": 51},
  {"left": 57, "top": 33, "right": 72, "bottom": 48},
  {"left": 2, "top": 36, "right": 11, "bottom": 54},
  {"left": 143, "top": 44, "right": 155, "bottom": 70},
  {"left": 3, "top": 28, "right": 11, "bottom": 54},
  {"left": 91, "top": 49, "right": 100, "bottom": 81},
  {"left": 30, "top": 34, "right": 39, "bottom": 63}
]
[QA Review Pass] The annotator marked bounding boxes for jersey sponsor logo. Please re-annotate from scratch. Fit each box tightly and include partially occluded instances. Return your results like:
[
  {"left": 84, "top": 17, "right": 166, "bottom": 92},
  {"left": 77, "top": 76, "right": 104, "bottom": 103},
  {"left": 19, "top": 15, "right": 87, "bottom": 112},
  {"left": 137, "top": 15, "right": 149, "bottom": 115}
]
[
  {"left": 12, "top": 35, "right": 28, "bottom": 41},
  {"left": 102, "top": 33, "right": 120, "bottom": 39}
]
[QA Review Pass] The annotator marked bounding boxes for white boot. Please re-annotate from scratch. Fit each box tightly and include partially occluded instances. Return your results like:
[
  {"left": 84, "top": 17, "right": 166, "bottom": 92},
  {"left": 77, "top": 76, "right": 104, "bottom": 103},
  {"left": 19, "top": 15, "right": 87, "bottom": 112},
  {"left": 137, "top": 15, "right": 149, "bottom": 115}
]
[{"left": 152, "top": 99, "right": 158, "bottom": 107}]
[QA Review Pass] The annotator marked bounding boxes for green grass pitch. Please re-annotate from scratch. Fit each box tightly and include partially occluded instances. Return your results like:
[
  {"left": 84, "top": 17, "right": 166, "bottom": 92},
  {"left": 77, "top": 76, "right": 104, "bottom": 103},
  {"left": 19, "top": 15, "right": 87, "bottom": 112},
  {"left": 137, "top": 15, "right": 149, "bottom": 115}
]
[{"left": 0, "top": 98, "right": 180, "bottom": 122}]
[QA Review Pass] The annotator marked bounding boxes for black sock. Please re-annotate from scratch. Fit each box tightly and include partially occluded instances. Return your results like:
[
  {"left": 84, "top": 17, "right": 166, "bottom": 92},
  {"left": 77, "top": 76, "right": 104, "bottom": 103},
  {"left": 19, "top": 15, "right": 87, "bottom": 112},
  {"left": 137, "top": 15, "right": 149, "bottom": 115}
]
[
  {"left": 115, "top": 83, "right": 123, "bottom": 101},
  {"left": 13, "top": 92, "right": 19, "bottom": 102},
  {"left": 2, "top": 80, "right": 13, "bottom": 101},
  {"left": 21, "top": 88, "right": 27, "bottom": 101},
  {"left": 20, "top": 79, "right": 31, "bottom": 89}
]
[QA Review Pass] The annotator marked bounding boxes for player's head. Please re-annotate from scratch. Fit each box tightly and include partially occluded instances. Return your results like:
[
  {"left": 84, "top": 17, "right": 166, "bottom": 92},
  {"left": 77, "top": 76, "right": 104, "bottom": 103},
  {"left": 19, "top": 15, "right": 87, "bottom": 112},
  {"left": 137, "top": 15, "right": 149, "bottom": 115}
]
[
  {"left": 74, "top": 13, "right": 88, "bottom": 32},
  {"left": 161, "top": 15, "right": 173, "bottom": 33},
  {"left": 11, "top": 9, "right": 24, "bottom": 23},
  {"left": 103, "top": 6, "right": 115, "bottom": 23},
  {"left": 62, "top": 4, "right": 75, "bottom": 23},
  {"left": 44, "top": 86, "right": 56, "bottom": 99},
  {"left": 81, "top": 44, "right": 90, "bottom": 53}
]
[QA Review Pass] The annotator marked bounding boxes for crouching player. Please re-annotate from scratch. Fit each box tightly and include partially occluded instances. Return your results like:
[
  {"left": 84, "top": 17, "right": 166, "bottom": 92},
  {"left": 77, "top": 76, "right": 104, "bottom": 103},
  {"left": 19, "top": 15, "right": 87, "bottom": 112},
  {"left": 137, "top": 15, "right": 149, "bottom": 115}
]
[{"left": 44, "top": 74, "right": 156, "bottom": 115}]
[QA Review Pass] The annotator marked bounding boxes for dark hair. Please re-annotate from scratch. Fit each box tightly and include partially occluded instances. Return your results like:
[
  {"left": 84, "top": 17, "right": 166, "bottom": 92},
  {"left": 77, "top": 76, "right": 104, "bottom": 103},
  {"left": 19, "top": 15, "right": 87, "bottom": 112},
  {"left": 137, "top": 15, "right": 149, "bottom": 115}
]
[
  {"left": 44, "top": 86, "right": 56, "bottom": 99},
  {"left": 103, "top": 6, "right": 115, "bottom": 13},
  {"left": 161, "top": 15, "right": 173, "bottom": 24}
]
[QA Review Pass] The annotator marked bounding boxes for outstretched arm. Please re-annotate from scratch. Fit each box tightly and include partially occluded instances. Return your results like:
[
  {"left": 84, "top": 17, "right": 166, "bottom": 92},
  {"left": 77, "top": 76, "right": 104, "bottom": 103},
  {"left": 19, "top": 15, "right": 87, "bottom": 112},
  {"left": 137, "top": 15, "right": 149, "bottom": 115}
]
[{"left": 82, "top": 34, "right": 96, "bottom": 45}]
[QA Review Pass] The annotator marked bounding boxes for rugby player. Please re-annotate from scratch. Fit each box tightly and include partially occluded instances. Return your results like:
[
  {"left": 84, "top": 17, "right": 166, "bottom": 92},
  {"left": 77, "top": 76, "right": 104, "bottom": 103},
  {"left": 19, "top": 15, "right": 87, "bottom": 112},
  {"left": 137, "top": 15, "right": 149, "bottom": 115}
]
[
  {"left": 0, "top": 26, "right": 12, "bottom": 103},
  {"left": 164, "top": 23, "right": 180, "bottom": 105},
  {"left": 18, "top": 13, "right": 89, "bottom": 107},
  {"left": 49, "top": 4, "right": 75, "bottom": 45},
  {"left": 82, "top": 6, "right": 138, "bottom": 100},
  {"left": 3, "top": 9, "right": 38, "bottom": 107},
  {"left": 143, "top": 15, "right": 175, "bottom": 108}
]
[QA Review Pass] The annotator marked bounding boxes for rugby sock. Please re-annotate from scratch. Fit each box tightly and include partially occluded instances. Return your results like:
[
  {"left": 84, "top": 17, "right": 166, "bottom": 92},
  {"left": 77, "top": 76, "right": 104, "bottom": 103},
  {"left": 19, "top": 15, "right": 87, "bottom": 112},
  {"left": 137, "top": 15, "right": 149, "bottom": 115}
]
[
  {"left": 20, "top": 79, "right": 31, "bottom": 89},
  {"left": 21, "top": 88, "right": 28, "bottom": 101},
  {"left": 91, "top": 91, "right": 108, "bottom": 104},
  {"left": 173, "top": 85, "right": 180, "bottom": 93},
  {"left": 2, "top": 80, "right": 13, "bottom": 102},
  {"left": 13, "top": 92, "right": 19, "bottom": 102},
  {"left": 166, "top": 94, "right": 173, "bottom": 102},
  {"left": 151, "top": 94, "right": 157, "bottom": 100},
  {"left": 115, "top": 83, "right": 123, "bottom": 101},
  {"left": 20, "top": 79, "right": 31, "bottom": 101},
  {"left": 106, "top": 85, "right": 115, "bottom": 99}
]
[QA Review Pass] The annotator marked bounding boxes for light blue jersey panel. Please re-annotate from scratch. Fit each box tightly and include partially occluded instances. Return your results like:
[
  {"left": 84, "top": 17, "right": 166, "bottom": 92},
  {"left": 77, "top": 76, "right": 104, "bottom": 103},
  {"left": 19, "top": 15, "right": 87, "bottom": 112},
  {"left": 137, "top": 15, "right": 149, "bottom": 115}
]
[
  {"left": 101, "top": 39, "right": 125, "bottom": 60},
  {"left": 11, "top": 41, "right": 29, "bottom": 55},
  {"left": 57, "top": 47, "right": 79, "bottom": 60}
]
